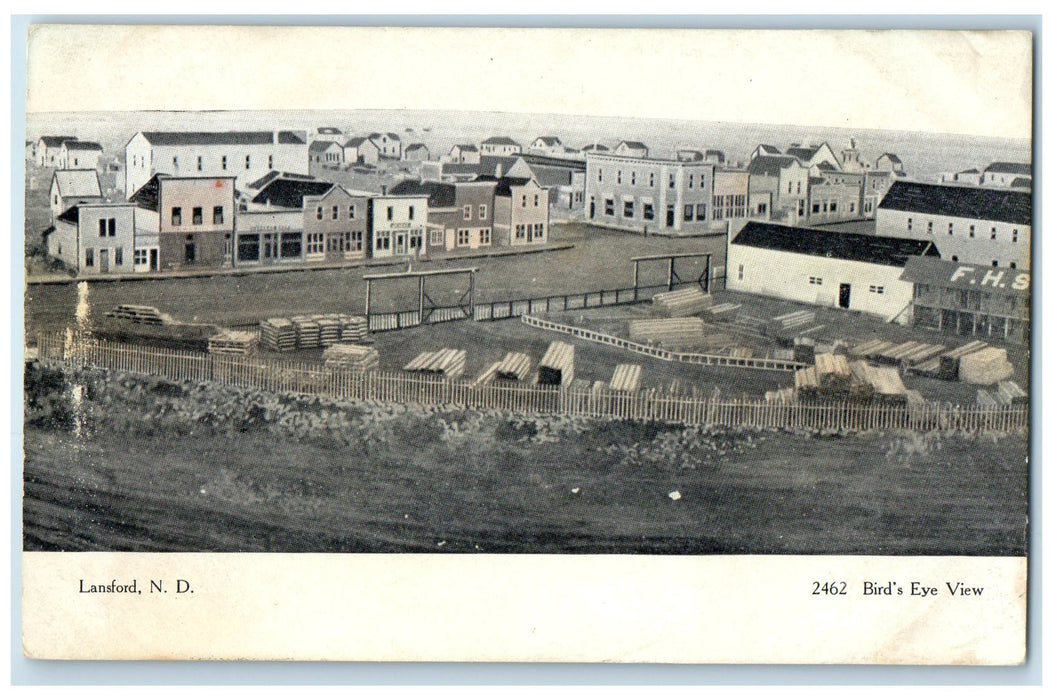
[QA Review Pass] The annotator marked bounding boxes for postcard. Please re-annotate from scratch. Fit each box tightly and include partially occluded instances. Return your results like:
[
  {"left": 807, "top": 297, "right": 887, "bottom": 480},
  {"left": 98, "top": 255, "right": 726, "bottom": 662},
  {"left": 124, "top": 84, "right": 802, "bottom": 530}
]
[{"left": 19, "top": 24, "right": 1032, "bottom": 664}]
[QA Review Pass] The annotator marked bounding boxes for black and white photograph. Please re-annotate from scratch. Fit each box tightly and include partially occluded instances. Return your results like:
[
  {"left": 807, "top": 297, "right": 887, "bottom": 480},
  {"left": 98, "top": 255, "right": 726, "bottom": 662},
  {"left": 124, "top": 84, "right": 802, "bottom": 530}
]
[{"left": 17, "top": 23, "right": 1033, "bottom": 665}]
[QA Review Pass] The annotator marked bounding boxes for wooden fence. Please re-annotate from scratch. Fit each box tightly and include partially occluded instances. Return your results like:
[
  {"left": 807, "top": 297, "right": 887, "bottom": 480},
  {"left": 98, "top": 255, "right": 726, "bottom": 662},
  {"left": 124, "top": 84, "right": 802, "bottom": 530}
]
[
  {"left": 521, "top": 315, "right": 806, "bottom": 372},
  {"left": 34, "top": 331, "right": 1029, "bottom": 434}
]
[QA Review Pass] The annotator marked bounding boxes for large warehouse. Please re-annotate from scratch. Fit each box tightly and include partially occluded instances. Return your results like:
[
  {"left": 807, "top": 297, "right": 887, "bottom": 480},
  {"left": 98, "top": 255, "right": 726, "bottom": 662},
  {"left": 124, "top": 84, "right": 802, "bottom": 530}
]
[{"left": 726, "top": 221, "right": 939, "bottom": 323}]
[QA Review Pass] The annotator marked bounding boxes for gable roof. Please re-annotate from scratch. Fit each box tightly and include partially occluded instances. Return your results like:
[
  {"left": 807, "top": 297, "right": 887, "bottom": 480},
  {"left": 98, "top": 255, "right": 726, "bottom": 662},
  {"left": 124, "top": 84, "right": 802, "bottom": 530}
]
[
  {"left": 755, "top": 144, "right": 781, "bottom": 154},
  {"left": 493, "top": 176, "right": 534, "bottom": 196},
  {"left": 984, "top": 161, "right": 1030, "bottom": 175},
  {"left": 39, "top": 135, "right": 76, "bottom": 148},
  {"left": 1010, "top": 177, "right": 1032, "bottom": 188},
  {"left": 533, "top": 136, "right": 562, "bottom": 146},
  {"left": 617, "top": 140, "right": 648, "bottom": 150},
  {"left": 452, "top": 144, "right": 478, "bottom": 152},
  {"left": 785, "top": 145, "right": 820, "bottom": 161},
  {"left": 128, "top": 174, "right": 163, "bottom": 211},
  {"left": 389, "top": 179, "right": 456, "bottom": 208},
  {"left": 368, "top": 132, "right": 401, "bottom": 141},
  {"left": 138, "top": 131, "right": 306, "bottom": 146},
  {"left": 731, "top": 221, "right": 939, "bottom": 267},
  {"left": 52, "top": 169, "right": 102, "bottom": 198},
  {"left": 64, "top": 141, "right": 103, "bottom": 151},
  {"left": 581, "top": 143, "right": 609, "bottom": 152},
  {"left": 405, "top": 143, "right": 428, "bottom": 151},
  {"left": 482, "top": 136, "right": 519, "bottom": 146},
  {"left": 901, "top": 256, "right": 1030, "bottom": 297},
  {"left": 878, "top": 180, "right": 1031, "bottom": 226},
  {"left": 317, "top": 127, "right": 342, "bottom": 134},
  {"left": 747, "top": 154, "right": 801, "bottom": 177},
  {"left": 878, "top": 152, "right": 903, "bottom": 164},
  {"left": 344, "top": 136, "right": 375, "bottom": 148},
  {"left": 251, "top": 177, "right": 336, "bottom": 209},
  {"left": 309, "top": 140, "right": 341, "bottom": 153},
  {"left": 57, "top": 205, "right": 82, "bottom": 225},
  {"left": 245, "top": 170, "right": 316, "bottom": 190}
]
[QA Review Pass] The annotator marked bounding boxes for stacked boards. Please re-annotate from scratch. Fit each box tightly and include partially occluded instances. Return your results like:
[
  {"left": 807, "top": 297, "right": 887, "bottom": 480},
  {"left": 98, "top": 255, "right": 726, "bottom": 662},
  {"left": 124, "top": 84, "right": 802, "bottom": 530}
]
[
  {"left": 538, "top": 341, "right": 575, "bottom": 386},
  {"left": 495, "top": 352, "right": 532, "bottom": 382},
  {"left": 794, "top": 353, "right": 907, "bottom": 402},
  {"left": 651, "top": 288, "right": 713, "bottom": 317},
  {"left": 208, "top": 330, "right": 258, "bottom": 356},
  {"left": 260, "top": 314, "right": 368, "bottom": 352},
  {"left": 610, "top": 364, "right": 642, "bottom": 392},
  {"left": 104, "top": 304, "right": 172, "bottom": 325},
  {"left": 958, "top": 347, "right": 1014, "bottom": 385},
  {"left": 403, "top": 348, "right": 467, "bottom": 378},
  {"left": 627, "top": 317, "right": 731, "bottom": 351},
  {"left": 322, "top": 343, "right": 379, "bottom": 372}
]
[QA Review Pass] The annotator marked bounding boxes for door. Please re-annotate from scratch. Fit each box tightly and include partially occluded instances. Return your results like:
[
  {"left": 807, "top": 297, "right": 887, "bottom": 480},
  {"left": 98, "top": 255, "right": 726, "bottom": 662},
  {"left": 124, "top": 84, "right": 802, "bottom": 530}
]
[
  {"left": 589, "top": 197, "right": 595, "bottom": 219},
  {"left": 395, "top": 232, "right": 407, "bottom": 255},
  {"left": 149, "top": 249, "right": 158, "bottom": 271},
  {"left": 263, "top": 234, "right": 277, "bottom": 262},
  {"left": 838, "top": 283, "right": 851, "bottom": 309},
  {"left": 99, "top": 249, "right": 109, "bottom": 274},
  {"left": 666, "top": 206, "right": 675, "bottom": 227}
]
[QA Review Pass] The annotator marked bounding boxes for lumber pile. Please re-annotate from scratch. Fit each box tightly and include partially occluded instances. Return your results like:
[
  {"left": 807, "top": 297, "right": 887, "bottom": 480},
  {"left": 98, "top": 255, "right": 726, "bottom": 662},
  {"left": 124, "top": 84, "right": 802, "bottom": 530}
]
[
  {"left": 315, "top": 316, "right": 342, "bottom": 347},
  {"left": 935, "top": 341, "right": 991, "bottom": 381},
  {"left": 610, "top": 364, "right": 642, "bottom": 392},
  {"left": 322, "top": 343, "right": 379, "bottom": 372},
  {"left": 340, "top": 315, "right": 369, "bottom": 343},
  {"left": 995, "top": 380, "right": 1028, "bottom": 406},
  {"left": 208, "top": 329, "right": 258, "bottom": 356},
  {"left": 849, "top": 339, "right": 894, "bottom": 360},
  {"left": 865, "top": 364, "right": 908, "bottom": 402},
  {"left": 765, "top": 387, "right": 797, "bottom": 404},
  {"left": 765, "top": 309, "right": 817, "bottom": 340},
  {"left": 473, "top": 361, "right": 501, "bottom": 386},
  {"left": 104, "top": 304, "right": 170, "bottom": 325},
  {"left": 847, "top": 361, "right": 876, "bottom": 401},
  {"left": 875, "top": 341, "right": 945, "bottom": 367},
  {"left": 259, "top": 318, "right": 297, "bottom": 352},
  {"left": 538, "top": 341, "right": 575, "bottom": 386},
  {"left": 495, "top": 352, "right": 532, "bottom": 382},
  {"left": 628, "top": 317, "right": 705, "bottom": 348},
  {"left": 958, "top": 347, "right": 1014, "bottom": 385},
  {"left": 290, "top": 315, "right": 321, "bottom": 349},
  {"left": 793, "top": 337, "right": 816, "bottom": 364},
  {"left": 651, "top": 287, "right": 713, "bottom": 317},
  {"left": 897, "top": 343, "right": 946, "bottom": 368},
  {"left": 403, "top": 348, "right": 467, "bottom": 378},
  {"left": 976, "top": 389, "right": 1000, "bottom": 408},
  {"left": 814, "top": 353, "right": 852, "bottom": 394},
  {"left": 704, "top": 302, "right": 740, "bottom": 320}
]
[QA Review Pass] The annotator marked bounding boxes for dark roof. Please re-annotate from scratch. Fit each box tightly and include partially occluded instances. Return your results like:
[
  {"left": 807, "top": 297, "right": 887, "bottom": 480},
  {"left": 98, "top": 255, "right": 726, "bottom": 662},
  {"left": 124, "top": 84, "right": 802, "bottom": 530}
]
[
  {"left": 534, "top": 136, "right": 561, "bottom": 146},
  {"left": 984, "top": 161, "right": 1031, "bottom": 175},
  {"left": 64, "top": 141, "right": 103, "bottom": 151},
  {"left": 251, "top": 177, "right": 335, "bottom": 209},
  {"left": 731, "top": 221, "right": 939, "bottom": 267},
  {"left": 405, "top": 143, "right": 428, "bottom": 151},
  {"left": 345, "top": 137, "right": 371, "bottom": 148},
  {"left": 531, "top": 165, "right": 572, "bottom": 188},
  {"left": 879, "top": 152, "right": 903, "bottom": 164},
  {"left": 901, "top": 256, "right": 1030, "bottom": 297},
  {"left": 389, "top": 179, "right": 455, "bottom": 207},
  {"left": 482, "top": 136, "right": 519, "bottom": 146},
  {"left": 317, "top": 127, "right": 341, "bottom": 134},
  {"left": 705, "top": 149, "right": 725, "bottom": 159},
  {"left": 129, "top": 174, "right": 162, "bottom": 211},
  {"left": 958, "top": 168, "right": 980, "bottom": 174},
  {"left": 309, "top": 140, "right": 340, "bottom": 153},
  {"left": 1010, "top": 177, "right": 1032, "bottom": 188},
  {"left": 519, "top": 153, "right": 585, "bottom": 171},
  {"left": 756, "top": 144, "right": 780, "bottom": 153},
  {"left": 453, "top": 144, "right": 478, "bottom": 152},
  {"left": 581, "top": 143, "right": 609, "bottom": 152},
  {"left": 368, "top": 132, "right": 400, "bottom": 141},
  {"left": 747, "top": 154, "right": 801, "bottom": 177},
  {"left": 139, "top": 131, "right": 305, "bottom": 146},
  {"left": 786, "top": 146, "right": 819, "bottom": 161},
  {"left": 39, "top": 135, "right": 76, "bottom": 147},
  {"left": 245, "top": 170, "right": 316, "bottom": 190},
  {"left": 878, "top": 180, "right": 1031, "bottom": 226},
  {"left": 494, "top": 176, "right": 533, "bottom": 196},
  {"left": 57, "top": 205, "right": 81, "bottom": 225},
  {"left": 816, "top": 162, "right": 838, "bottom": 172},
  {"left": 617, "top": 141, "right": 648, "bottom": 150}
]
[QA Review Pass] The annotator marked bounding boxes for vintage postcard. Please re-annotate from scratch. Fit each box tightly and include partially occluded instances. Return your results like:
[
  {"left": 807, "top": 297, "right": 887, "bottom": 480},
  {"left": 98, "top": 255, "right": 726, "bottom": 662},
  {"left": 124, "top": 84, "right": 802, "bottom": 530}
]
[{"left": 19, "top": 24, "right": 1032, "bottom": 665}]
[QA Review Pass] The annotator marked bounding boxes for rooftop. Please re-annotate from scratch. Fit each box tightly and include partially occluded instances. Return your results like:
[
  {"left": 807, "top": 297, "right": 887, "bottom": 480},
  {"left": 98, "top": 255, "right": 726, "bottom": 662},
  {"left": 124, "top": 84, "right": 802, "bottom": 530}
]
[
  {"left": 482, "top": 136, "right": 519, "bottom": 146},
  {"left": 747, "top": 154, "right": 802, "bottom": 177},
  {"left": 878, "top": 180, "right": 1031, "bottom": 226},
  {"left": 252, "top": 177, "right": 336, "bottom": 209},
  {"left": 731, "top": 221, "right": 939, "bottom": 267},
  {"left": 137, "top": 131, "right": 306, "bottom": 146},
  {"left": 901, "top": 256, "right": 1029, "bottom": 297},
  {"left": 64, "top": 141, "right": 103, "bottom": 151},
  {"left": 52, "top": 169, "right": 102, "bottom": 198},
  {"left": 984, "top": 161, "right": 1031, "bottom": 175}
]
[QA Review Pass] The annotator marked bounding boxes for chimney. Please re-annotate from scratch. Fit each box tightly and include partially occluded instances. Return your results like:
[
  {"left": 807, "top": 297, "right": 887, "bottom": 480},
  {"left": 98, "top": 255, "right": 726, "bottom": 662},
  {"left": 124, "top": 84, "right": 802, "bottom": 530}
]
[{"left": 382, "top": 185, "right": 388, "bottom": 195}]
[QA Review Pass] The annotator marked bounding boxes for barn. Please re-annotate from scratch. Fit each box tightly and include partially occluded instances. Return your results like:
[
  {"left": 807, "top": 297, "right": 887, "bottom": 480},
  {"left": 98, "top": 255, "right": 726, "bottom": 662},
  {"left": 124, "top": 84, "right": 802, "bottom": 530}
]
[{"left": 726, "top": 221, "right": 939, "bottom": 323}]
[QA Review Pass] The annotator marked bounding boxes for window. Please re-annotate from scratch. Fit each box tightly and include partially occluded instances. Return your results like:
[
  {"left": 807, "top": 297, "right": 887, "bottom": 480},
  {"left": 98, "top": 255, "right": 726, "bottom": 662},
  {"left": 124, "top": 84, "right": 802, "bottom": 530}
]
[
  {"left": 431, "top": 229, "right": 445, "bottom": 246},
  {"left": 992, "top": 260, "right": 999, "bottom": 267},
  {"left": 281, "top": 232, "right": 302, "bottom": 258},
  {"left": 669, "top": 174, "right": 676, "bottom": 188},
  {"left": 598, "top": 168, "right": 603, "bottom": 182},
  {"left": 631, "top": 172, "right": 636, "bottom": 185},
  {"left": 478, "top": 204, "right": 485, "bottom": 219},
  {"left": 868, "top": 285, "right": 884, "bottom": 294},
  {"left": 457, "top": 229, "right": 470, "bottom": 247},
  {"left": 173, "top": 156, "right": 178, "bottom": 168},
  {"left": 849, "top": 202, "right": 856, "bottom": 213},
  {"left": 624, "top": 201, "right": 634, "bottom": 218},
  {"left": 796, "top": 181, "right": 801, "bottom": 195},
  {"left": 757, "top": 202, "right": 767, "bottom": 215},
  {"left": 604, "top": 198, "right": 615, "bottom": 216},
  {"left": 1012, "top": 229, "right": 1018, "bottom": 243},
  {"left": 829, "top": 202, "right": 837, "bottom": 212},
  {"left": 951, "top": 255, "right": 959, "bottom": 262},
  {"left": 991, "top": 227, "right": 997, "bottom": 240},
  {"left": 238, "top": 234, "right": 260, "bottom": 261},
  {"left": 788, "top": 181, "right": 793, "bottom": 194},
  {"left": 221, "top": 156, "right": 227, "bottom": 170},
  {"left": 349, "top": 205, "right": 356, "bottom": 218},
  {"left": 85, "top": 248, "right": 94, "bottom": 267},
  {"left": 907, "top": 217, "right": 913, "bottom": 231},
  {"left": 808, "top": 276, "right": 823, "bottom": 285},
  {"left": 812, "top": 202, "right": 821, "bottom": 214},
  {"left": 387, "top": 206, "right": 394, "bottom": 221},
  {"left": 114, "top": 248, "right": 123, "bottom": 266},
  {"left": 98, "top": 219, "right": 107, "bottom": 237},
  {"left": 480, "top": 229, "right": 491, "bottom": 245},
  {"left": 515, "top": 224, "right": 526, "bottom": 240},
  {"left": 738, "top": 264, "right": 744, "bottom": 281},
  {"left": 684, "top": 204, "right": 694, "bottom": 220},
  {"left": 375, "top": 233, "right": 391, "bottom": 251},
  {"left": 697, "top": 204, "right": 706, "bottom": 221},
  {"left": 1010, "top": 262, "right": 1017, "bottom": 269},
  {"left": 171, "top": 207, "right": 182, "bottom": 226},
  {"left": 927, "top": 221, "right": 933, "bottom": 234},
  {"left": 268, "top": 155, "right": 273, "bottom": 169},
  {"left": 185, "top": 235, "right": 195, "bottom": 263},
  {"left": 213, "top": 206, "right": 224, "bottom": 225},
  {"left": 948, "top": 222, "right": 953, "bottom": 235},
  {"left": 617, "top": 171, "right": 622, "bottom": 184},
  {"left": 332, "top": 205, "right": 339, "bottom": 220},
  {"left": 351, "top": 231, "right": 364, "bottom": 251},
  {"left": 245, "top": 155, "right": 251, "bottom": 170},
  {"left": 534, "top": 195, "right": 539, "bottom": 207},
  {"left": 643, "top": 203, "right": 654, "bottom": 220},
  {"left": 688, "top": 174, "right": 694, "bottom": 189},
  {"left": 535, "top": 223, "right": 545, "bottom": 239},
  {"left": 522, "top": 195, "right": 527, "bottom": 207},
  {"left": 463, "top": 205, "right": 472, "bottom": 220},
  {"left": 649, "top": 173, "right": 655, "bottom": 187},
  {"left": 197, "top": 156, "right": 203, "bottom": 171},
  {"left": 134, "top": 249, "right": 148, "bottom": 265},
  {"left": 192, "top": 207, "right": 203, "bottom": 225},
  {"left": 305, "top": 232, "right": 325, "bottom": 255}
]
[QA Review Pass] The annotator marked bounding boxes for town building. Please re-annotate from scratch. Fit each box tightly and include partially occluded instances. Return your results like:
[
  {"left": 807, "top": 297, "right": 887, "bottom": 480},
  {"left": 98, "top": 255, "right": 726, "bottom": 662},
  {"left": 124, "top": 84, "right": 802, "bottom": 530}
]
[
  {"left": 806, "top": 170, "right": 864, "bottom": 224},
  {"left": 309, "top": 140, "right": 344, "bottom": 165},
  {"left": 746, "top": 154, "right": 810, "bottom": 224},
  {"left": 368, "top": 133, "right": 402, "bottom": 159},
  {"left": 49, "top": 169, "right": 104, "bottom": 223},
  {"left": 584, "top": 153, "right": 715, "bottom": 234},
  {"left": 726, "top": 221, "right": 939, "bottom": 322},
  {"left": 786, "top": 143, "right": 842, "bottom": 172},
  {"left": 46, "top": 202, "right": 141, "bottom": 276},
  {"left": 124, "top": 130, "right": 309, "bottom": 196},
  {"left": 236, "top": 175, "right": 338, "bottom": 266},
  {"left": 403, "top": 143, "right": 430, "bottom": 161},
  {"left": 389, "top": 179, "right": 495, "bottom": 252},
  {"left": 981, "top": 162, "right": 1031, "bottom": 188},
  {"left": 315, "top": 127, "right": 343, "bottom": 139},
  {"left": 613, "top": 141, "right": 649, "bottom": 158},
  {"left": 35, "top": 136, "right": 77, "bottom": 167},
  {"left": 448, "top": 144, "right": 481, "bottom": 164},
  {"left": 875, "top": 153, "right": 906, "bottom": 176},
  {"left": 711, "top": 169, "right": 755, "bottom": 235},
  {"left": 480, "top": 137, "right": 522, "bottom": 157},
  {"left": 875, "top": 180, "right": 1031, "bottom": 269},
  {"left": 343, "top": 137, "right": 381, "bottom": 166},
  {"left": 580, "top": 143, "right": 610, "bottom": 156},
  {"left": 862, "top": 170, "right": 896, "bottom": 218},
  {"left": 301, "top": 185, "right": 373, "bottom": 263},
  {"left": 492, "top": 176, "right": 550, "bottom": 246},
  {"left": 902, "top": 256, "right": 1030, "bottom": 344},
  {"left": 520, "top": 153, "right": 586, "bottom": 210},
  {"left": 58, "top": 141, "right": 103, "bottom": 170},
  {"left": 750, "top": 144, "right": 781, "bottom": 160},
  {"left": 839, "top": 139, "right": 865, "bottom": 173},
  {"left": 529, "top": 136, "right": 565, "bottom": 156},
  {"left": 128, "top": 174, "right": 237, "bottom": 271},
  {"left": 367, "top": 193, "right": 428, "bottom": 258}
]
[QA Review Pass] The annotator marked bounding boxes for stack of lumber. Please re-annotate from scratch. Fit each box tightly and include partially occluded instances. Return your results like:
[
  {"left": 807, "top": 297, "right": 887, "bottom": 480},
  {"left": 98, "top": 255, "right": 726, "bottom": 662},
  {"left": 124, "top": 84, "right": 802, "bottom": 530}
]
[
  {"left": 849, "top": 339, "right": 895, "bottom": 360},
  {"left": 340, "top": 315, "right": 369, "bottom": 343},
  {"left": 208, "top": 329, "right": 257, "bottom": 356},
  {"left": 651, "top": 287, "right": 713, "bottom": 316},
  {"left": 765, "top": 387, "right": 797, "bottom": 403},
  {"left": 105, "top": 304, "right": 169, "bottom": 325},
  {"left": 705, "top": 302, "right": 740, "bottom": 320},
  {"left": 897, "top": 343, "right": 946, "bottom": 368},
  {"left": 864, "top": 364, "right": 908, "bottom": 402},
  {"left": 538, "top": 341, "right": 575, "bottom": 386},
  {"left": 494, "top": 352, "right": 532, "bottom": 382},
  {"left": 259, "top": 318, "right": 297, "bottom": 352},
  {"left": 847, "top": 361, "right": 877, "bottom": 401},
  {"left": 473, "top": 361, "right": 501, "bottom": 386},
  {"left": 610, "top": 364, "right": 642, "bottom": 392},
  {"left": 628, "top": 317, "right": 705, "bottom": 348},
  {"left": 793, "top": 337, "right": 816, "bottom": 364},
  {"left": 323, "top": 343, "right": 379, "bottom": 372},
  {"left": 995, "top": 380, "right": 1028, "bottom": 406},
  {"left": 814, "top": 353, "right": 852, "bottom": 394},
  {"left": 794, "top": 366, "right": 819, "bottom": 398},
  {"left": 935, "top": 341, "right": 991, "bottom": 381},
  {"left": 403, "top": 348, "right": 467, "bottom": 378},
  {"left": 976, "top": 389, "right": 1000, "bottom": 408},
  {"left": 765, "top": 310, "right": 818, "bottom": 340},
  {"left": 875, "top": 341, "right": 944, "bottom": 366},
  {"left": 316, "top": 315, "right": 343, "bottom": 347},
  {"left": 958, "top": 347, "right": 1014, "bottom": 385},
  {"left": 290, "top": 316, "right": 321, "bottom": 349},
  {"left": 905, "top": 390, "right": 926, "bottom": 408}
]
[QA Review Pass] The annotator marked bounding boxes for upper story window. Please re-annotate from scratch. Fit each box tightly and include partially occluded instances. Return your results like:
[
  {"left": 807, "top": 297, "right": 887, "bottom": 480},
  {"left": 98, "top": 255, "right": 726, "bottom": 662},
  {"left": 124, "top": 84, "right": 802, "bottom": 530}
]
[
  {"left": 332, "top": 206, "right": 339, "bottom": 220},
  {"left": 463, "top": 205, "right": 472, "bottom": 220},
  {"left": 197, "top": 156, "right": 203, "bottom": 171},
  {"left": 221, "top": 156, "right": 227, "bottom": 170},
  {"left": 192, "top": 207, "right": 203, "bottom": 225},
  {"left": 213, "top": 206, "right": 224, "bottom": 225},
  {"left": 387, "top": 206, "right": 394, "bottom": 221},
  {"left": 348, "top": 204, "right": 356, "bottom": 218},
  {"left": 477, "top": 204, "right": 485, "bottom": 219},
  {"left": 409, "top": 205, "right": 416, "bottom": 220},
  {"left": 171, "top": 207, "right": 182, "bottom": 226},
  {"left": 245, "top": 155, "right": 251, "bottom": 169},
  {"left": 316, "top": 206, "right": 323, "bottom": 220}
]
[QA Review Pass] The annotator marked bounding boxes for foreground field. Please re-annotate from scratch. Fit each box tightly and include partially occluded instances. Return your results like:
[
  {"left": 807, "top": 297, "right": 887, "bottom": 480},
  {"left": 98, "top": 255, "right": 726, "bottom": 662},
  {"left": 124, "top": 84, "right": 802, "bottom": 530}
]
[{"left": 23, "top": 364, "right": 1028, "bottom": 555}]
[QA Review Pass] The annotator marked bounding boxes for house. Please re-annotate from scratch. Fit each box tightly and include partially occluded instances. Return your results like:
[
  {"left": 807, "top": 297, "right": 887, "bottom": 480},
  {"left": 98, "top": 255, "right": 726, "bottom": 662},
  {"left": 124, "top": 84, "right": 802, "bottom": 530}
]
[
  {"left": 368, "top": 132, "right": 402, "bottom": 159},
  {"left": 711, "top": 169, "right": 755, "bottom": 236},
  {"left": 492, "top": 176, "right": 550, "bottom": 246},
  {"left": 367, "top": 193, "right": 428, "bottom": 258},
  {"left": 703, "top": 149, "right": 726, "bottom": 165},
  {"left": 806, "top": 171, "right": 864, "bottom": 223},
  {"left": 580, "top": 143, "right": 610, "bottom": 155},
  {"left": 389, "top": 179, "right": 495, "bottom": 252},
  {"left": 875, "top": 180, "right": 1031, "bottom": 269},
  {"left": 480, "top": 137, "right": 521, "bottom": 157},
  {"left": 441, "top": 155, "right": 530, "bottom": 183},
  {"left": 403, "top": 143, "right": 430, "bottom": 161},
  {"left": 676, "top": 149, "right": 704, "bottom": 162},
  {"left": 49, "top": 169, "right": 104, "bottom": 223},
  {"left": 1009, "top": 176, "right": 1032, "bottom": 191},
  {"left": 47, "top": 202, "right": 140, "bottom": 276},
  {"left": 746, "top": 155, "right": 810, "bottom": 224},
  {"left": 36, "top": 136, "right": 77, "bottom": 167},
  {"left": 749, "top": 144, "right": 781, "bottom": 161},
  {"left": 343, "top": 137, "right": 381, "bottom": 166},
  {"left": 584, "top": 153, "right": 715, "bottom": 234},
  {"left": 785, "top": 142, "right": 841, "bottom": 172},
  {"left": 128, "top": 174, "right": 237, "bottom": 271},
  {"left": 59, "top": 141, "right": 103, "bottom": 170},
  {"left": 529, "top": 136, "right": 564, "bottom": 156},
  {"left": 301, "top": 185, "right": 372, "bottom": 263},
  {"left": 902, "top": 256, "right": 1030, "bottom": 344},
  {"left": 234, "top": 174, "right": 334, "bottom": 267},
  {"left": 25, "top": 140, "right": 36, "bottom": 162},
  {"left": 874, "top": 153, "right": 907, "bottom": 176},
  {"left": 124, "top": 130, "right": 309, "bottom": 197},
  {"left": 981, "top": 162, "right": 1031, "bottom": 188},
  {"left": 613, "top": 141, "right": 648, "bottom": 158},
  {"left": 448, "top": 144, "right": 481, "bottom": 164},
  {"left": 250, "top": 175, "right": 336, "bottom": 210},
  {"left": 726, "top": 221, "right": 938, "bottom": 322},
  {"left": 309, "top": 140, "right": 344, "bottom": 165},
  {"left": 940, "top": 168, "right": 983, "bottom": 186},
  {"left": 862, "top": 170, "right": 896, "bottom": 218}
]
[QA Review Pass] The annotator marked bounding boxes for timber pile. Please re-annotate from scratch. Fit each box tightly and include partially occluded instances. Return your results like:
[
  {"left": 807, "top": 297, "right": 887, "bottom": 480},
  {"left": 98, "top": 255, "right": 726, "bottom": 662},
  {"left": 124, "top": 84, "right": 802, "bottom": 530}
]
[
  {"left": 651, "top": 287, "right": 713, "bottom": 317},
  {"left": 958, "top": 347, "right": 1014, "bottom": 385},
  {"left": 814, "top": 353, "right": 852, "bottom": 394},
  {"left": 875, "top": 341, "right": 943, "bottom": 366},
  {"left": 610, "top": 364, "right": 642, "bottom": 392},
  {"left": 105, "top": 304, "right": 170, "bottom": 325},
  {"left": 208, "top": 329, "right": 257, "bottom": 356},
  {"left": 847, "top": 361, "right": 876, "bottom": 401},
  {"left": 628, "top": 317, "right": 705, "bottom": 348},
  {"left": 849, "top": 339, "right": 894, "bottom": 360},
  {"left": 865, "top": 364, "right": 908, "bottom": 402},
  {"left": 315, "top": 316, "right": 342, "bottom": 347},
  {"left": 897, "top": 343, "right": 946, "bottom": 368},
  {"left": 705, "top": 302, "right": 740, "bottom": 320},
  {"left": 323, "top": 343, "right": 379, "bottom": 372},
  {"left": 765, "top": 310, "right": 818, "bottom": 340},
  {"left": 976, "top": 389, "right": 1000, "bottom": 408},
  {"left": 793, "top": 337, "right": 816, "bottom": 364},
  {"left": 935, "top": 341, "right": 991, "bottom": 381},
  {"left": 995, "top": 380, "right": 1028, "bottom": 406},
  {"left": 794, "top": 366, "right": 819, "bottom": 398},
  {"left": 765, "top": 387, "right": 797, "bottom": 404},
  {"left": 403, "top": 348, "right": 467, "bottom": 378},
  {"left": 538, "top": 341, "right": 575, "bottom": 386},
  {"left": 259, "top": 318, "right": 297, "bottom": 352},
  {"left": 340, "top": 315, "right": 369, "bottom": 342},
  {"left": 495, "top": 352, "right": 532, "bottom": 382},
  {"left": 473, "top": 361, "right": 501, "bottom": 386},
  {"left": 290, "top": 316, "right": 321, "bottom": 349}
]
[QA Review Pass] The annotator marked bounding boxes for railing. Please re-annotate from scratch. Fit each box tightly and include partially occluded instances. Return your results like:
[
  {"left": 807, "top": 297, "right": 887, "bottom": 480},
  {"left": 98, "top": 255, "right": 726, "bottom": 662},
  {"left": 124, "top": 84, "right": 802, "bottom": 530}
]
[
  {"left": 34, "top": 331, "right": 1029, "bottom": 434},
  {"left": 521, "top": 315, "right": 806, "bottom": 372}
]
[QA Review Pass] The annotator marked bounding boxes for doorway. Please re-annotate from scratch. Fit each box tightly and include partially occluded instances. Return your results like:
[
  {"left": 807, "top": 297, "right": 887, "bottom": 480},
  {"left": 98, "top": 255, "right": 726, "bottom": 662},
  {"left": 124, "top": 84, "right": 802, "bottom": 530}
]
[
  {"left": 99, "top": 249, "right": 109, "bottom": 274},
  {"left": 838, "top": 283, "right": 851, "bottom": 309}
]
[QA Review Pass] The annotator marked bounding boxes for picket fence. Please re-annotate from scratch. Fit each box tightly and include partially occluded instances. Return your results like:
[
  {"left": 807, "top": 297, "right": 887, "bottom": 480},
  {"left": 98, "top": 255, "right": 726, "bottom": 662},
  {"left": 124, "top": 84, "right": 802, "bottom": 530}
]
[{"left": 35, "top": 331, "right": 1029, "bottom": 434}]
